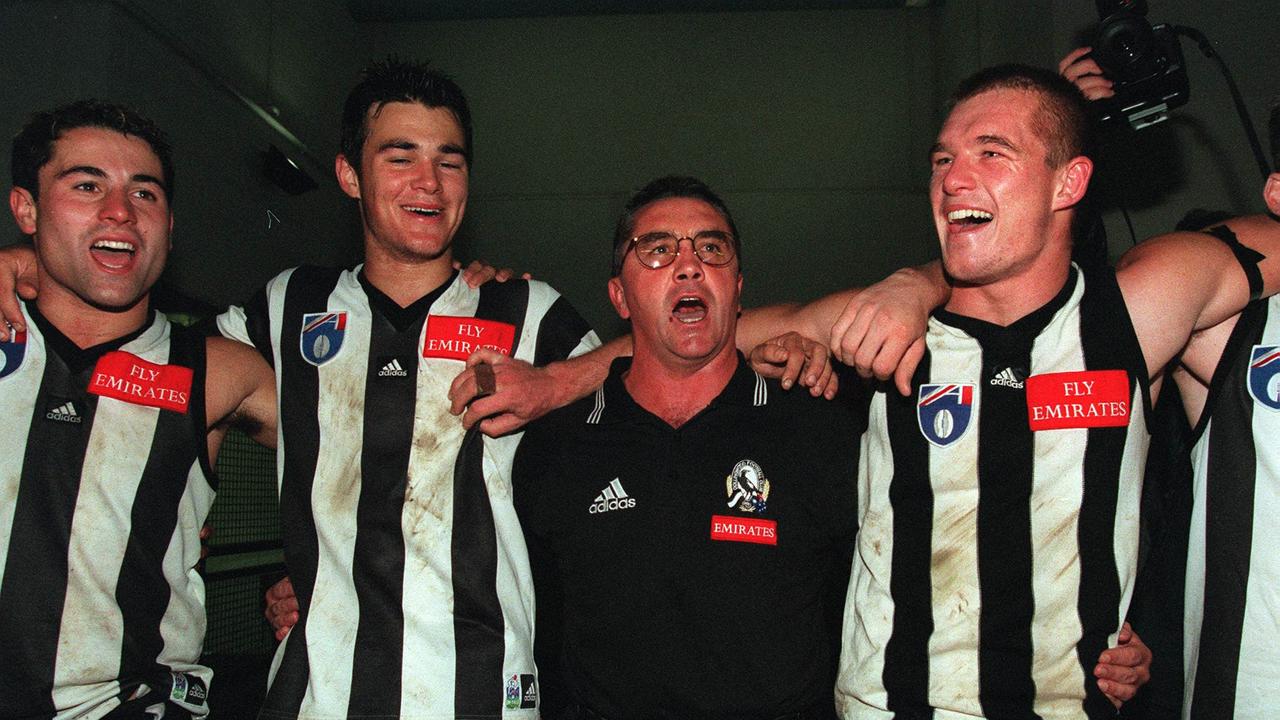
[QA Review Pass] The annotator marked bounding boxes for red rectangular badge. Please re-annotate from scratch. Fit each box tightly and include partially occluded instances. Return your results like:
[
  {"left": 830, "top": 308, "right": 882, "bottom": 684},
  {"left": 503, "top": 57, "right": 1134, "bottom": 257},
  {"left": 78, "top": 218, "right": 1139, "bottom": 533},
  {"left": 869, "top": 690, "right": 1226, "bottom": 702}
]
[
  {"left": 1025, "top": 370, "right": 1130, "bottom": 431},
  {"left": 422, "top": 316, "right": 516, "bottom": 361},
  {"left": 88, "top": 351, "right": 193, "bottom": 414},
  {"left": 710, "top": 515, "right": 777, "bottom": 546}
]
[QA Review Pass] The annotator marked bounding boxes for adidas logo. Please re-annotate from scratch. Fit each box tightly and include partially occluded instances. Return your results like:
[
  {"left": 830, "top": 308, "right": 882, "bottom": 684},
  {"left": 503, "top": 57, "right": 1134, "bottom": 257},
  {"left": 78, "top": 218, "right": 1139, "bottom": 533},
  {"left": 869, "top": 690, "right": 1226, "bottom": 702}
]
[
  {"left": 46, "top": 401, "right": 84, "bottom": 424},
  {"left": 588, "top": 478, "right": 636, "bottom": 514},
  {"left": 378, "top": 358, "right": 408, "bottom": 377},
  {"left": 989, "top": 367, "right": 1025, "bottom": 389}
]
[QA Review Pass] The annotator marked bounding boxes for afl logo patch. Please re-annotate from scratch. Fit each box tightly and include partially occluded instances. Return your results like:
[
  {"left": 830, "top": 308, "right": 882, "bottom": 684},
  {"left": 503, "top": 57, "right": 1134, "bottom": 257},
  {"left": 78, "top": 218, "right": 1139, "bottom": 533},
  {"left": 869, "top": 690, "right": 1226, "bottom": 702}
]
[
  {"left": 917, "top": 383, "right": 975, "bottom": 447},
  {"left": 0, "top": 328, "right": 27, "bottom": 379},
  {"left": 1247, "top": 344, "right": 1280, "bottom": 411},
  {"left": 300, "top": 312, "right": 347, "bottom": 366}
]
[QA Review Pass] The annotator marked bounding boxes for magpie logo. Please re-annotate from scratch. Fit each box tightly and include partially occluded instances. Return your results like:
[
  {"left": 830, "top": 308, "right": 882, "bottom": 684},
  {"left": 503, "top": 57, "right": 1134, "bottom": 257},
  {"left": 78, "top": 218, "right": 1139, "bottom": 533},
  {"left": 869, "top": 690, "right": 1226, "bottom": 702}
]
[
  {"left": 378, "top": 358, "right": 409, "bottom": 377},
  {"left": 589, "top": 478, "right": 636, "bottom": 514},
  {"left": 46, "top": 400, "right": 83, "bottom": 424},
  {"left": 989, "top": 367, "right": 1025, "bottom": 389}
]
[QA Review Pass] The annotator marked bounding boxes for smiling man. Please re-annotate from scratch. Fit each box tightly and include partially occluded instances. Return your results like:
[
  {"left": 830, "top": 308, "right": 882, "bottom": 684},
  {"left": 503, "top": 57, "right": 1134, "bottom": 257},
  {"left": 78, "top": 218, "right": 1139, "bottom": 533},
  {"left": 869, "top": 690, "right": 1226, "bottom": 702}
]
[
  {"left": 0, "top": 100, "right": 275, "bottom": 719},
  {"left": 824, "top": 65, "right": 1280, "bottom": 719},
  {"left": 214, "top": 60, "right": 602, "bottom": 719}
]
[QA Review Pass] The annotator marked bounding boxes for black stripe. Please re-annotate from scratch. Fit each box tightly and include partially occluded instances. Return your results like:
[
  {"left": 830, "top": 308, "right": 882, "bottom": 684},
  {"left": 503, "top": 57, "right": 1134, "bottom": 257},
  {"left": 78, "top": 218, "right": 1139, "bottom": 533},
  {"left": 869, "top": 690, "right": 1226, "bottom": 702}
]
[
  {"left": 0, "top": 346, "right": 95, "bottom": 717},
  {"left": 975, "top": 336, "right": 1037, "bottom": 720},
  {"left": 449, "top": 281, "right": 531, "bottom": 716},
  {"left": 451, "top": 426, "right": 505, "bottom": 717},
  {"left": 1076, "top": 266, "right": 1141, "bottom": 720},
  {"left": 346, "top": 307, "right": 420, "bottom": 718},
  {"left": 244, "top": 284, "right": 276, "bottom": 368},
  {"left": 881, "top": 353, "right": 934, "bottom": 718},
  {"left": 116, "top": 328, "right": 207, "bottom": 690},
  {"left": 1187, "top": 300, "right": 1267, "bottom": 717},
  {"left": 534, "top": 295, "right": 593, "bottom": 367},
  {"left": 260, "top": 266, "right": 343, "bottom": 715},
  {"left": 475, "top": 279, "right": 529, "bottom": 358}
]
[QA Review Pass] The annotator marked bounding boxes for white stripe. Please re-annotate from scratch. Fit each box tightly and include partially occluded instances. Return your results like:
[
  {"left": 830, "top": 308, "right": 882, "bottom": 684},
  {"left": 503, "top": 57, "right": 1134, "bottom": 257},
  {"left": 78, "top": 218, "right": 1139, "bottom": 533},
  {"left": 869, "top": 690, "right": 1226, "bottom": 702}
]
[
  {"left": 0, "top": 303, "right": 43, "bottom": 599},
  {"left": 609, "top": 478, "right": 627, "bottom": 498},
  {"left": 587, "top": 386, "right": 606, "bottom": 425},
  {"left": 754, "top": 371, "right": 767, "bottom": 406}
]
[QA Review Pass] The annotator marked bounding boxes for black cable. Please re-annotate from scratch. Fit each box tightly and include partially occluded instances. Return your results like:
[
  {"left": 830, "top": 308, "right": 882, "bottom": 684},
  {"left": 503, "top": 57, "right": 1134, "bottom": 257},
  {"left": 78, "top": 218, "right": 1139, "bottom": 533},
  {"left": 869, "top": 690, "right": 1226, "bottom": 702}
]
[{"left": 1172, "top": 24, "right": 1273, "bottom": 180}]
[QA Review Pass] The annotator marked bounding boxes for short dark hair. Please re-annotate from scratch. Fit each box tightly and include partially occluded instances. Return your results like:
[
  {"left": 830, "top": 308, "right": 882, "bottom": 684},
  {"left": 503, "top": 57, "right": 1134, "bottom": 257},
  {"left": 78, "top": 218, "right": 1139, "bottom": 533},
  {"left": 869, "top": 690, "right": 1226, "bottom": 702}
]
[
  {"left": 11, "top": 99, "right": 174, "bottom": 201},
  {"left": 611, "top": 176, "right": 741, "bottom": 276},
  {"left": 948, "top": 64, "right": 1093, "bottom": 169},
  {"left": 340, "top": 57, "right": 473, "bottom": 175}
]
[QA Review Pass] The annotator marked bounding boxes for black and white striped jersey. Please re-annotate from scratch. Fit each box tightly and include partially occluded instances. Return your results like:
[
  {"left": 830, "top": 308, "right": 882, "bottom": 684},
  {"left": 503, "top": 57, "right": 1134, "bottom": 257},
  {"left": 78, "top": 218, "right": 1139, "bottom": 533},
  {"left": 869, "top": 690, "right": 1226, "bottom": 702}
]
[
  {"left": 216, "top": 266, "right": 599, "bottom": 719},
  {"left": 0, "top": 303, "right": 214, "bottom": 720},
  {"left": 836, "top": 265, "right": 1151, "bottom": 720},
  {"left": 1183, "top": 295, "right": 1280, "bottom": 719}
]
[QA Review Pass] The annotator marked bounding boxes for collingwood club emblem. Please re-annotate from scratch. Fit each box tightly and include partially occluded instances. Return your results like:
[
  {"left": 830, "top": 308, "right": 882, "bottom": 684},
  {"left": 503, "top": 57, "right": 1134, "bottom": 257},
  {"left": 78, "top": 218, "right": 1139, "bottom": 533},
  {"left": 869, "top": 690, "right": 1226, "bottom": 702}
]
[{"left": 725, "top": 459, "right": 770, "bottom": 513}]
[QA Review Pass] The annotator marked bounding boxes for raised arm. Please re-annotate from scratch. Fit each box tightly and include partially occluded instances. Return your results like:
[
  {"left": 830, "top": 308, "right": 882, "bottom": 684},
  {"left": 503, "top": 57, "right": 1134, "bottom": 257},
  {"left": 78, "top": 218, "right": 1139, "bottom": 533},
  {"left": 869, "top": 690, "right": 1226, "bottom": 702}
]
[
  {"left": 0, "top": 242, "right": 39, "bottom": 340},
  {"left": 205, "top": 336, "right": 278, "bottom": 458}
]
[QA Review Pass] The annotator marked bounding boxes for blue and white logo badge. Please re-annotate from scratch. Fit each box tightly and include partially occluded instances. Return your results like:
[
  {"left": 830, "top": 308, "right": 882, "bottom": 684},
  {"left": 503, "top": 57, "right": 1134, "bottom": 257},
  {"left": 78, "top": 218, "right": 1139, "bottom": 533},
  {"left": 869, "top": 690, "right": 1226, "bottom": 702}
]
[
  {"left": 300, "top": 312, "right": 347, "bottom": 366},
  {"left": 0, "top": 328, "right": 27, "bottom": 380},
  {"left": 1247, "top": 344, "right": 1280, "bottom": 411},
  {"left": 917, "top": 383, "right": 975, "bottom": 447}
]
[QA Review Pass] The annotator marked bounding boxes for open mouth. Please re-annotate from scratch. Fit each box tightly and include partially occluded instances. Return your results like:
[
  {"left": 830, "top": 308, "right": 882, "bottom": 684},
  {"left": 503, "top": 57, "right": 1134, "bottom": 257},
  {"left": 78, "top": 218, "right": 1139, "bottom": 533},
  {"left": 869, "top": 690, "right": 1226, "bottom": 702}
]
[
  {"left": 673, "top": 296, "right": 707, "bottom": 323},
  {"left": 90, "top": 239, "right": 136, "bottom": 269},
  {"left": 947, "top": 208, "right": 993, "bottom": 227},
  {"left": 404, "top": 205, "right": 442, "bottom": 217}
]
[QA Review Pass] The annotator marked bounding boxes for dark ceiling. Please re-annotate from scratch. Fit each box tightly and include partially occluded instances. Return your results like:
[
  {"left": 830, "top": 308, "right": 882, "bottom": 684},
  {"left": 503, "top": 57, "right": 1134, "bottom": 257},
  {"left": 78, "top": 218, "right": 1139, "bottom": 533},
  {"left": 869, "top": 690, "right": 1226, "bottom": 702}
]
[{"left": 347, "top": 0, "right": 937, "bottom": 22}]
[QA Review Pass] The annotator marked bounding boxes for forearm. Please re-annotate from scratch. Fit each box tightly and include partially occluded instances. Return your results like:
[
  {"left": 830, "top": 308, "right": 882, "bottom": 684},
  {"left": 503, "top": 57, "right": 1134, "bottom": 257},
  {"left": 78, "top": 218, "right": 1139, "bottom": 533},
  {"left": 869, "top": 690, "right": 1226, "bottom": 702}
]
[{"left": 543, "top": 334, "right": 632, "bottom": 405}]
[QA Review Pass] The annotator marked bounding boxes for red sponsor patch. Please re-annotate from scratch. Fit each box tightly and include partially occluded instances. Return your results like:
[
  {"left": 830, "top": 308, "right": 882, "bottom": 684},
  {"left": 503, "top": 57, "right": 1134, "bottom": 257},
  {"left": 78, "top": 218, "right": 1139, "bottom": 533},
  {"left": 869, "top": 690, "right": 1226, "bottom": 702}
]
[
  {"left": 710, "top": 515, "right": 777, "bottom": 546},
  {"left": 422, "top": 316, "right": 516, "bottom": 361},
  {"left": 1025, "top": 370, "right": 1130, "bottom": 431},
  {"left": 87, "top": 351, "right": 193, "bottom": 413}
]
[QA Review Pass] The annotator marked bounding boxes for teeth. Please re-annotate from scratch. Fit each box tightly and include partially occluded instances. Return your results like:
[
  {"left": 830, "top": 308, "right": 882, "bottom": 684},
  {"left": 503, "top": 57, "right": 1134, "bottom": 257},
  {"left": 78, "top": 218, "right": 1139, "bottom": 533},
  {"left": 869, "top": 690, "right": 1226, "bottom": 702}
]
[
  {"left": 406, "top": 207, "right": 441, "bottom": 216},
  {"left": 947, "top": 208, "right": 993, "bottom": 222},
  {"left": 92, "top": 240, "right": 134, "bottom": 251}
]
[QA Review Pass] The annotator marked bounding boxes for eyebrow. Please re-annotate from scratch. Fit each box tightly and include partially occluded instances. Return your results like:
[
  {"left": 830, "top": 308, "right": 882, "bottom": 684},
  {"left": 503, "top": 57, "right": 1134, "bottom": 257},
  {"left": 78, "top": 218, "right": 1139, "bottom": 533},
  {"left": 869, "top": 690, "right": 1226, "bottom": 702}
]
[
  {"left": 57, "top": 165, "right": 164, "bottom": 189},
  {"left": 976, "top": 134, "right": 1018, "bottom": 151},
  {"left": 375, "top": 139, "right": 468, "bottom": 157}
]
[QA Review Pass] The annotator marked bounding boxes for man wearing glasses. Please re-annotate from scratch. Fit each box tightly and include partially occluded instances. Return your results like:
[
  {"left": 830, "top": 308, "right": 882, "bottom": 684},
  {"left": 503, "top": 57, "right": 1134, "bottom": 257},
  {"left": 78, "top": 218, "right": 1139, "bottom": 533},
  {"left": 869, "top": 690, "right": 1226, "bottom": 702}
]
[{"left": 511, "top": 176, "right": 863, "bottom": 719}]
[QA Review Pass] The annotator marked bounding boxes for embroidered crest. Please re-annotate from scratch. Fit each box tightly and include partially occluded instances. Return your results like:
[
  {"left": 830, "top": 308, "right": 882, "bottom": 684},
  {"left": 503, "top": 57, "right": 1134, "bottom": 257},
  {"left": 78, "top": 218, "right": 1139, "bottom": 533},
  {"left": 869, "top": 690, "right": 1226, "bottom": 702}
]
[
  {"left": 917, "top": 383, "right": 975, "bottom": 447},
  {"left": 725, "top": 459, "right": 770, "bottom": 513},
  {"left": 1247, "top": 344, "right": 1280, "bottom": 410},
  {"left": 0, "top": 328, "right": 26, "bottom": 379},
  {"left": 300, "top": 312, "right": 347, "bottom": 366}
]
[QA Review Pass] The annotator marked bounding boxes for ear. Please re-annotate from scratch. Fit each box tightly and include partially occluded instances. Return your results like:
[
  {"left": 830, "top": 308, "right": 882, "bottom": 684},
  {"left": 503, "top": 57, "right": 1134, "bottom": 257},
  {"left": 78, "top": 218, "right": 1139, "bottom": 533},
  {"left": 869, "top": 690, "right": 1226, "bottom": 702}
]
[
  {"left": 1265, "top": 172, "right": 1280, "bottom": 215},
  {"left": 335, "top": 154, "right": 361, "bottom": 200},
  {"left": 607, "top": 276, "right": 631, "bottom": 320},
  {"left": 9, "top": 187, "right": 37, "bottom": 235},
  {"left": 167, "top": 211, "right": 175, "bottom": 252},
  {"left": 735, "top": 272, "right": 743, "bottom": 314},
  {"left": 1052, "top": 155, "right": 1093, "bottom": 211}
]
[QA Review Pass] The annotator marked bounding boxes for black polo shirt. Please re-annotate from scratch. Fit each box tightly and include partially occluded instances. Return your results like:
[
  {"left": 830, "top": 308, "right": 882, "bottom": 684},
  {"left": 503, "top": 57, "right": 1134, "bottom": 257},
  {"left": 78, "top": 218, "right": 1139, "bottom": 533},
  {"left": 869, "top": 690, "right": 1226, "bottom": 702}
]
[{"left": 513, "top": 354, "right": 862, "bottom": 720}]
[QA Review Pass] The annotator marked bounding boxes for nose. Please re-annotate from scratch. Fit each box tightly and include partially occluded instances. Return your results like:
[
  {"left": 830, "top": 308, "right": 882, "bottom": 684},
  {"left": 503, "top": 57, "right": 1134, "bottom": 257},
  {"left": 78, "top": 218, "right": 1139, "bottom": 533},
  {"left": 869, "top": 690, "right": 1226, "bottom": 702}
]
[
  {"left": 672, "top": 237, "right": 704, "bottom": 281},
  {"left": 414, "top": 162, "right": 442, "bottom": 193},
  {"left": 99, "top": 187, "right": 136, "bottom": 224},
  {"left": 940, "top": 156, "right": 974, "bottom": 196}
]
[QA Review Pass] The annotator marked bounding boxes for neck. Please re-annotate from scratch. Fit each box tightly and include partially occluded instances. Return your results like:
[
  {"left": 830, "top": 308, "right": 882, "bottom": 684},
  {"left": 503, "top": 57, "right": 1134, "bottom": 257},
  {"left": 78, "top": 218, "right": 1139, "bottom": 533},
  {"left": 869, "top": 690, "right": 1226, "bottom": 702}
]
[
  {"left": 623, "top": 345, "right": 739, "bottom": 429},
  {"left": 945, "top": 235, "right": 1073, "bottom": 326},
  {"left": 361, "top": 247, "right": 456, "bottom": 307},
  {"left": 36, "top": 287, "right": 150, "bottom": 349}
]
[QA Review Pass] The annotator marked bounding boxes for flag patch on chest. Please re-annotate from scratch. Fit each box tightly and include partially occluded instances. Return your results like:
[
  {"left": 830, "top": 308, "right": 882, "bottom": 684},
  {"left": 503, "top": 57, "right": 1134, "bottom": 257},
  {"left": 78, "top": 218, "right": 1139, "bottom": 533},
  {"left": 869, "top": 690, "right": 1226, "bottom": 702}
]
[
  {"left": 1025, "top": 369, "right": 1129, "bottom": 430},
  {"left": 0, "top": 328, "right": 26, "bottom": 379},
  {"left": 917, "top": 383, "right": 975, "bottom": 447},
  {"left": 300, "top": 312, "right": 347, "bottom": 366},
  {"left": 1248, "top": 345, "right": 1280, "bottom": 410}
]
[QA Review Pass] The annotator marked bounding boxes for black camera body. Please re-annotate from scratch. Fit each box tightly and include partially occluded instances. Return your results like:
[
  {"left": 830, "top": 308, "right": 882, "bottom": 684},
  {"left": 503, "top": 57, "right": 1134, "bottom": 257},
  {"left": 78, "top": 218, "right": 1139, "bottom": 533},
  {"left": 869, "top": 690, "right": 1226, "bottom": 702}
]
[{"left": 1090, "top": 0, "right": 1190, "bottom": 129}]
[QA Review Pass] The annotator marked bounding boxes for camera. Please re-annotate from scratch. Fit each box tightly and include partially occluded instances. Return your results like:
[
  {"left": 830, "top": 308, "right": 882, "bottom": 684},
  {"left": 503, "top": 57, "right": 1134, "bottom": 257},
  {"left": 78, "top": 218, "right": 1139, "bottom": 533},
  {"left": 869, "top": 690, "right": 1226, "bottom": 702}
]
[{"left": 1090, "top": 0, "right": 1190, "bottom": 129}]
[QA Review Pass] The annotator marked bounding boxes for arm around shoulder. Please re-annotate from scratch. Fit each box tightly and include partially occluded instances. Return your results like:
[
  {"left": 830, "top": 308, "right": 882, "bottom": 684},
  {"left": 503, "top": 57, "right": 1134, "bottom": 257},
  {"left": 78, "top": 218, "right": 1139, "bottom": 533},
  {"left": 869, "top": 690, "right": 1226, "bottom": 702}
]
[{"left": 205, "top": 336, "right": 277, "bottom": 448}]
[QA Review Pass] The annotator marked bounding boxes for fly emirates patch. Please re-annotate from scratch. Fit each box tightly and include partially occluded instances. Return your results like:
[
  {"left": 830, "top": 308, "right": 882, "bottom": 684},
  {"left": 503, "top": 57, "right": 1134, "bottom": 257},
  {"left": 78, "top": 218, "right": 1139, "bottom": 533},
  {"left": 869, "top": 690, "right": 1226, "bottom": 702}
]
[
  {"left": 423, "top": 316, "right": 516, "bottom": 361},
  {"left": 88, "top": 351, "right": 193, "bottom": 413},
  {"left": 710, "top": 515, "right": 777, "bottom": 546},
  {"left": 1025, "top": 369, "right": 1129, "bottom": 431}
]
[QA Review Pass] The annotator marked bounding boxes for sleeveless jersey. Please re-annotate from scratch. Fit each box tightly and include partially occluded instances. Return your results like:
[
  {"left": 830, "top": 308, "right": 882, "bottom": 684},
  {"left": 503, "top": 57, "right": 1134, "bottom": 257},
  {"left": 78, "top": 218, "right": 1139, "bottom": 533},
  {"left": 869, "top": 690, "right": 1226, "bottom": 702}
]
[
  {"left": 836, "top": 265, "right": 1151, "bottom": 719},
  {"left": 0, "top": 303, "right": 214, "bottom": 719},
  {"left": 1183, "top": 295, "right": 1280, "bottom": 719},
  {"left": 216, "top": 266, "right": 599, "bottom": 720}
]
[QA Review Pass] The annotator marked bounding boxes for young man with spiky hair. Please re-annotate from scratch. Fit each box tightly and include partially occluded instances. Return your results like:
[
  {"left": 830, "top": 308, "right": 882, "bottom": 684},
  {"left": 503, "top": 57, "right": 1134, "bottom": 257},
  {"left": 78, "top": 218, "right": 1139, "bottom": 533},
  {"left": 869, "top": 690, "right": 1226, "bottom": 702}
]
[
  {"left": 0, "top": 100, "right": 275, "bottom": 719},
  {"left": 215, "top": 59, "right": 603, "bottom": 719}
]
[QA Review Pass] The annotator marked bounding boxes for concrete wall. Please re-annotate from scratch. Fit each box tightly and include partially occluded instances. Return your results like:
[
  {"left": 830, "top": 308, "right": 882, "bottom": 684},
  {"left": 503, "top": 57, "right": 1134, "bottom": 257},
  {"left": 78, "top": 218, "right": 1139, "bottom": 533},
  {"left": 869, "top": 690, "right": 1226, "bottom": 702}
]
[{"left": 0, "top": 0, "right": 368, "bottom": 309}]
